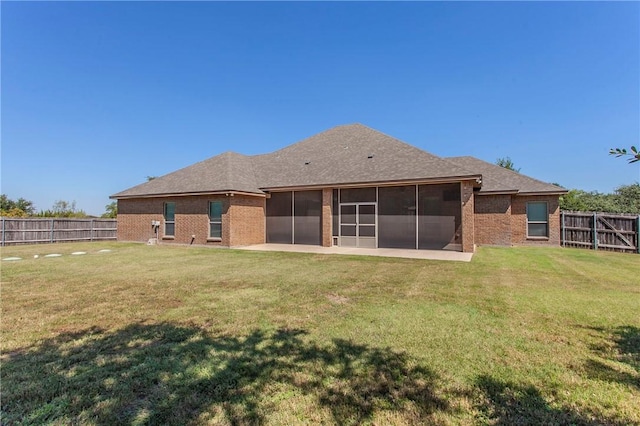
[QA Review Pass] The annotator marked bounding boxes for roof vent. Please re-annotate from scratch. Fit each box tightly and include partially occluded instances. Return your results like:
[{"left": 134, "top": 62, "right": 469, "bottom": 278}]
[
  {"left": 304, "top": 161, "right": 311, "bottom": 165},
  {"left": 367, "top": 154, "right": 374, "bottom": 159}
]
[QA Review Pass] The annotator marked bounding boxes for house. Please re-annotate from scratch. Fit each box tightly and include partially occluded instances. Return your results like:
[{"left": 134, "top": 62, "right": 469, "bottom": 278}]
[{"left": 111, "top": 124, "right": 566, "bottom": 253}]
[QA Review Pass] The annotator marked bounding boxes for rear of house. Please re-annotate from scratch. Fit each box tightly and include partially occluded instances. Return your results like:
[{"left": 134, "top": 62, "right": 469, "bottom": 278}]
[{"left": 112, "top": 124, "right": 566, "bottom": 253}]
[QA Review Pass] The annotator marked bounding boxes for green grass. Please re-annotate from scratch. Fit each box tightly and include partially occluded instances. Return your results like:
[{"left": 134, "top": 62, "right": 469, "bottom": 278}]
[{"left": 1, "top": 242, "right": 639, "bottom": 425}]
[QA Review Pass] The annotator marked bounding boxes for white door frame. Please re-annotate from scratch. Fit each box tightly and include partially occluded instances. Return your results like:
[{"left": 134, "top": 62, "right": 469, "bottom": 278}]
[{"left": 338, "top": 202, "right": 377, "bottom": 248}]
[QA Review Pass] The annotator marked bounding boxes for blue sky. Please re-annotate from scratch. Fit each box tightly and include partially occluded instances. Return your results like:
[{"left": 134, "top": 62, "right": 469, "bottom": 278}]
[{"left": 2, "top": 2, "right": 638, "bottom": 216}]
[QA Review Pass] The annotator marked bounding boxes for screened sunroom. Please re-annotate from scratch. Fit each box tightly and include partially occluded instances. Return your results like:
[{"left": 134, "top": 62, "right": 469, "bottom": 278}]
[{"left": 265, "top": 183, "right": 463, "bottom": 251}]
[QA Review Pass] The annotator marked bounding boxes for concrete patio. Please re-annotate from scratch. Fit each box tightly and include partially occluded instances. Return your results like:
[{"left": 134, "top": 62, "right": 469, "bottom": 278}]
[{"left": 236, "top": 243, "right": 474, "bottom": 262}]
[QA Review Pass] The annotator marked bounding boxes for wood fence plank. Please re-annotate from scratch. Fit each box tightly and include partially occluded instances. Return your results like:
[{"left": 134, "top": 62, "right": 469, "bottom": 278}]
[
  {"left": 0, "top": 218, "right": 117, "bottom": 245},
  {"left": 561, "top": 212, "right": 638, "bottom": 254}
]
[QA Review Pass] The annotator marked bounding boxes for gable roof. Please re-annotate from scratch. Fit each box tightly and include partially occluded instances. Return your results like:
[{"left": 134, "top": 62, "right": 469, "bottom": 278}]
[
  {"left": 446, "top": 156, "right": 567, "bottom": 195},
  {"left": 111, "top": 124, "right": 564, "bottom": 199}
]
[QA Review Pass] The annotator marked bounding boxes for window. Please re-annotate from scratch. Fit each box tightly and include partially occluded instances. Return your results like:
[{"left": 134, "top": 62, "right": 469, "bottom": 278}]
[
  {"left": 527, "top": 202, "right": 548, "bottom": 237},
  {"left": 164, "top": 202, "right": 175, "bottom": 237},
  {"left": 209, "top": 201, "right": 222, "bottom": 239}
]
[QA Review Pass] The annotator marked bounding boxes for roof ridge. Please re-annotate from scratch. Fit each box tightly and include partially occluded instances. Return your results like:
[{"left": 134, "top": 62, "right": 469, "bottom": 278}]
[
  {"left": 224, "top": 151, "right": 261, "bottom": 193},
  {"left": 223, "top": 151, "right": 234, "bottom": 189},
  {"left": 348, "top": 123, "right": 444, "bottom": 158}
]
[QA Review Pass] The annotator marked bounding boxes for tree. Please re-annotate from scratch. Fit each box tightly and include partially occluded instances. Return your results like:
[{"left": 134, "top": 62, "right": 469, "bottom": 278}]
[
  {"left": 0, "top": 207, "right": 29, "bottom": 217},
  {"left": 53, "top": 200, "right": 77, "bottom": 216},
  {"left": 495, "top": 157, "right": 521, "bottom": 172},
  {"left": 559, "top": 183, "right": 640, "bottom": 214},
  {"left": 102, "top": 201, "right": 117, "bottom": 218},
  {"left": 37, "top": 200, "right": 88, "bottom": 218},
  {"left": 0, "top": 194, "right": 36, "bottom": 217},
  {"left": 609, "top": 146, "right": 639, "bottom": 163},
  {"left": 558, "top": 189, "right": 589, "bottom": 212},
  {"left": 14, "top": 198, "right": 36, "bottom": 215},
  {"left": 615, "top": 183, "right": 640, "bottom": 213}
]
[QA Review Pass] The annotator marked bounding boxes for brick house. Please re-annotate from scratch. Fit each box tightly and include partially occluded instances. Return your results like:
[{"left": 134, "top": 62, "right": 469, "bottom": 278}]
[{"left": 111, "top": 124, "right": 566, "bottom": 253}]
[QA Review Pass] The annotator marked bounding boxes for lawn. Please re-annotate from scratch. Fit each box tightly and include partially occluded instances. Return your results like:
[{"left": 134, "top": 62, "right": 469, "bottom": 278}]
[{"left": 1, "top": 242, "right": 639, "bottom": 425}]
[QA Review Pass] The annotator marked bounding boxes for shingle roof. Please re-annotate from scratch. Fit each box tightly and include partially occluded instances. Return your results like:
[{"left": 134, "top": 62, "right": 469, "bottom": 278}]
[
  {"left": 112, "top": 151, "right": 261, "bottom": 198},
  {"left": 446, "top": 156, "right": 567, "bottom": 194},
  {"left": 111, "top": 124, "right": 564, "bottom": 199},
  {"left": 252, "top": 124, "right": 478, "bottom": 189}
]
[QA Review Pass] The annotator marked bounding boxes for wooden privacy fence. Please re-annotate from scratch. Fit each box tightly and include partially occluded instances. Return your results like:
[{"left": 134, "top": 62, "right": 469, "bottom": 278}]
[
  {"left": 0, "top": 218, "right": 117, "bottom": 246},
  {"left": 561, "top": 211, "right": 640, "bottom": 254}
]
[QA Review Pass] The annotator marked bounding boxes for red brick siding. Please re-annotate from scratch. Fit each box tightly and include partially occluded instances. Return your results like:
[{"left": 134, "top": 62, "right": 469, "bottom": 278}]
[
  {"left": 117, "top": 198, "right": 165, "bottom": 243},
  {"left": 461, "top": 181, "right": 475, "bottom": 253},
  {"left": 117, "top": 194, "right": 265, "bottom": 247},
  {"left": 118, "top": 188, "right": 561, "bottom": 250},
  {"left": 321, "top": 188, "right": 332, "bottom": 247},
  {"left": 474, "top": 195, "right": 512, "bottom": 246},
  {"left": 228, "top": 196, "right": 265, "bottom": 246},
  {"left": 511, "top": 195, "right": 561, "bottom": 246}
]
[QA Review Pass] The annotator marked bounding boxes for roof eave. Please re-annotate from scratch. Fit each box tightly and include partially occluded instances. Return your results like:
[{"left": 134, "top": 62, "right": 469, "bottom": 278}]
[
  {"left": 476, "top": 190, "right": 520, "bottom": 195},
  {"left": 261, "top": 175, "right": 483, "bottom": 192},
  {"left": 516, "top": 190, "right": 568, "bottom": 196},
  {"left": 111, "top": 190, "right": 266, "bottom": 200},
  {"left": 477, "top": 189, "right": 568, "bottom": 196}
]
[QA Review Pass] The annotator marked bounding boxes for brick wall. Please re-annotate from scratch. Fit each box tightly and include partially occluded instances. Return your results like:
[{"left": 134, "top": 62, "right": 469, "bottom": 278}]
[
  {"left": 473, "top": 194, "right": 561, "bottom": 247},
  {"left": 228, "top": 195, "right": 266, "bottom": 246},
  {"left": 474, "top": 194, "right": 512, "bottom": 245},
  {"left": 321, "top": 188, "right": 332, "bottom": 247},
  {"left": 460, "top": 181, "right": 475, "bottom": 253},
  {"left": 118, "top": 190, "right": 561, "bottom": 250},
  {"left": 117, "top": 194, "right": 266, "bottom": 247},
  {"left": 117, "top": 198, "right": 164, "bottom": 243},
  {"left": 511, "top": 195, "right": 561, "bottom": 246}
]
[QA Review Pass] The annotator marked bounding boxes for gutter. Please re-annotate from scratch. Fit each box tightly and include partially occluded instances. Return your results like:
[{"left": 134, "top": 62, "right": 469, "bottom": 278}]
[
  {"left": 261, "top": 175, "right": 483, "bottom": 192},
  {"left": 476, "top": 189, "right": 568, "bottom": 196},
  {"left": 110, "top": 190, "right": 267, "bottom": 200},
  {"left": 516, "top": 190, "right": 569, "bottom": 196}
]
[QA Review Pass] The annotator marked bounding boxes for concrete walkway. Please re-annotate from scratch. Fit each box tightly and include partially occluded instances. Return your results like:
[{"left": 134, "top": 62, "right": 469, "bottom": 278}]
[{"left": 237, "top": 243, "right": 473, "bottom": 262}]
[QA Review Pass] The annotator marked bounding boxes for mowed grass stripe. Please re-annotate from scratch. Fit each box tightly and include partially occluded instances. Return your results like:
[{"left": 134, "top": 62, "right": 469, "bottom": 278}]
[{"left": 1, "top": 242, "right": 638, "bottom": 425}]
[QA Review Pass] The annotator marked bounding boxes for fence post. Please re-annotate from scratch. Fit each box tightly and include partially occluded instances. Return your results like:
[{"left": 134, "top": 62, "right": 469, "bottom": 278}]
[
  {"left": 561, "top": 211, "right": 565, "bottom": 248},
  {"left": 1, "top": 217, "right": 5, "bottom": 247},
  {"left": 50, "top": 218, "right": 55, "bottom": 243},
  {"left": 637, "top": 215, "right": 640, "bottom": 254},
  {"left": 592, "top": 212, "right": 598, "bottom": 250},
  {"left": 90, "top": 218, "right": 94, "bottom": 242}
]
